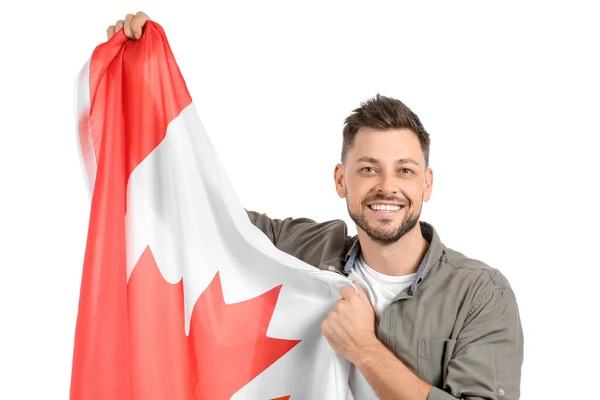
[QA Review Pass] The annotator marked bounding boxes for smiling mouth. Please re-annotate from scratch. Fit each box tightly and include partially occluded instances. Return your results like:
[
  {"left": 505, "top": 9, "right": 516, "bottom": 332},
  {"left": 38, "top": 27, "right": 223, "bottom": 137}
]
[{"left": 368, "top": 204, "right": 404, "bottom": 212}]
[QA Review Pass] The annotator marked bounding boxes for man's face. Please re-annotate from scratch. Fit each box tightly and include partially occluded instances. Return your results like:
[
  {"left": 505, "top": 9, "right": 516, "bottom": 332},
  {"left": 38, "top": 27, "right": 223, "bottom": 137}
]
[{"left": 334, "top": 127, "right": 433, "bottom": 245}]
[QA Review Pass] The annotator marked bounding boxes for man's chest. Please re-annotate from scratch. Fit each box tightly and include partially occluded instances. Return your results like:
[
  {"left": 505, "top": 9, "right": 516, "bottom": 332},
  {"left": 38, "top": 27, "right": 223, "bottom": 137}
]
[{"left": 375, "top": 290, "right": 464, "bottom": 388}]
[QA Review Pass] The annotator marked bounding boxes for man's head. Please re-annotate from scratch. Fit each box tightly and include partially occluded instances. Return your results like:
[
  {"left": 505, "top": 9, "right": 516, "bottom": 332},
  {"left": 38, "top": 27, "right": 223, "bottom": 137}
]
[{"left": 334, "top": 94, "right": 433, "bottom": 245}]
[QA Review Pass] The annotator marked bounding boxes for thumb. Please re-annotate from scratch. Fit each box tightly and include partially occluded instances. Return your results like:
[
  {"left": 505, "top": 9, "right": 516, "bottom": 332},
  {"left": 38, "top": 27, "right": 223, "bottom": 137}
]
[
  {"left": 353, "top": 280, "right": 376, "bottom": 311},
  {"left": 352, "top": 280, "right": 367, "bottom": 297}
]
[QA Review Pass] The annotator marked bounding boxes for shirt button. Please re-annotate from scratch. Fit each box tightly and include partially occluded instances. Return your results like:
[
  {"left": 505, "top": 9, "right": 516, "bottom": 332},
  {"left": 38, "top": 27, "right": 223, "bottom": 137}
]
[
  {"left": 327, "top": 266, "right": 336, "bottom": 271},
  {"left": 499, "top": 389, "right": 505, "bottom": 395}
]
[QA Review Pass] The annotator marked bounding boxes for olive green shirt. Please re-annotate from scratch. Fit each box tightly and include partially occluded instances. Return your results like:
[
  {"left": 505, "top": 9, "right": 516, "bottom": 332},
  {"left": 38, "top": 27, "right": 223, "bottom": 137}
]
[{"left": 247, "top": 211, "right": 524, "bottom": 400}]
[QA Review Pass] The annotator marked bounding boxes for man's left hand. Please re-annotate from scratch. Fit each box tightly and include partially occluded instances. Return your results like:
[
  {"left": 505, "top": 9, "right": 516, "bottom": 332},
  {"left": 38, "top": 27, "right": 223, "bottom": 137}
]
[{"left": 321, "top": 280, "right": 379, "bottom": 364}]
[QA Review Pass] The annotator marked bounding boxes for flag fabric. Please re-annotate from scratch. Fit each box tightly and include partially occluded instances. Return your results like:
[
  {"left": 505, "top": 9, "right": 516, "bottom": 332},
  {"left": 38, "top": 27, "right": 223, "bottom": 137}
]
[{"left": 71, "top": 21, "right": 356, "bottom": 400}]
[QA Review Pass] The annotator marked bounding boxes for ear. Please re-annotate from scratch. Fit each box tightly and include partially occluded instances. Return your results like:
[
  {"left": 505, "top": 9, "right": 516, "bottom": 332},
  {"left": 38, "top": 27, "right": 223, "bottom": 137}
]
[
  {"left": 334, "top": 163, "right": 346, "bottom": 198},
  {"left": 423, "top": 167, "right": 433, "bottom": 202}
]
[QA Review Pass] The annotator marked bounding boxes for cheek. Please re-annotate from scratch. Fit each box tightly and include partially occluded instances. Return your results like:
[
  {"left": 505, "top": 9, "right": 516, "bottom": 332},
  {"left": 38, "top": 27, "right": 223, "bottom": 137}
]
[
  {"left": 406, "top": 183, "right": 426, "bottom": 204},
  {"left": 345, "top": 181, "right": 370, "bottom": 205},
  {"left": 343, "top": 194, "right": 363, "bottom": 212}
]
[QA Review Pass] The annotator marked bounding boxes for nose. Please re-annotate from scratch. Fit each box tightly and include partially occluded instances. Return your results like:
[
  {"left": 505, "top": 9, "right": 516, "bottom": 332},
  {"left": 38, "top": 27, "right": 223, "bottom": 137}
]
[{"left": 374, "top": 173, "right": 399, "bottom": 195}]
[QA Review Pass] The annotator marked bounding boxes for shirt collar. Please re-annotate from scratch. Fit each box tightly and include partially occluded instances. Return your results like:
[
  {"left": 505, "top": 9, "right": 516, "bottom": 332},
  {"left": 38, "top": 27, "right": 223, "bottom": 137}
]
[{"left": 342, "top": 221, "right": 444, "bottom": 295}]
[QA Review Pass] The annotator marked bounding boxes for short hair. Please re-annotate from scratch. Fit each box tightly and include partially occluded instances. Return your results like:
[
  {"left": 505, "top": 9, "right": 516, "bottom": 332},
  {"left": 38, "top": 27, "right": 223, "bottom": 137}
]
[{"left": 341, "top": 94, "right": 430, "bottom": 167}]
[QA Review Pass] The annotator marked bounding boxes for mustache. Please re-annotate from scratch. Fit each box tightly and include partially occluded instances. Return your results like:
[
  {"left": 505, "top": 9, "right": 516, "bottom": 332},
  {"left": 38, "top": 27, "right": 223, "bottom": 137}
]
[{"left": 363, "top": 194, "right": 409, "bottom": 206}]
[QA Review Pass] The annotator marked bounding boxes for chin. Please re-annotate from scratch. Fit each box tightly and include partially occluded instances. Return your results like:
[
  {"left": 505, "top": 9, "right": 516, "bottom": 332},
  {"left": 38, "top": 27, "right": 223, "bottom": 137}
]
[
  {"left": 369, "top": 216, "right": 399, "bottom": 226},
  {"left": 373, "top": 226, "right": 402, "bottom": 237}
]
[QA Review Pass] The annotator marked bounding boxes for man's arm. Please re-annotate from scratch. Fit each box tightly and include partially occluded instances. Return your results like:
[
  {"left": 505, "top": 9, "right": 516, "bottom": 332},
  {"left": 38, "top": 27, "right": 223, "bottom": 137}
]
[
  {"left": 246, "top": 210, "right": 350, "bottom": 267},
  {"left": 246, "top": 210, "right": 305, "bottom": 244},
  {"left": 427, "top": 287, "right": 524, "bottom": 400},
  {"left": 361, "top": 287, "right": 523, "bottom": 400},
  {"left": 323, "top": 281, "right": 523, "bottom": 400},
  {"left": 354, "top": 339, "right": 434, "bottom": 400}
]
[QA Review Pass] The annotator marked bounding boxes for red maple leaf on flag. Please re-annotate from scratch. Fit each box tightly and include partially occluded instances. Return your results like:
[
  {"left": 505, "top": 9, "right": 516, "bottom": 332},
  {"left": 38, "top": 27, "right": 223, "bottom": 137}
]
[{"left": 128, "top": 245, "right": 300, "bottom": 399}]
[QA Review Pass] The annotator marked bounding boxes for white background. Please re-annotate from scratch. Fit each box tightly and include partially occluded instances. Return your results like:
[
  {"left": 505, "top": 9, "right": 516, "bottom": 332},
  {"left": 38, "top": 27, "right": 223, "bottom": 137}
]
[{"left": 1, "top": 0, "right": 599, "bottom": 399}]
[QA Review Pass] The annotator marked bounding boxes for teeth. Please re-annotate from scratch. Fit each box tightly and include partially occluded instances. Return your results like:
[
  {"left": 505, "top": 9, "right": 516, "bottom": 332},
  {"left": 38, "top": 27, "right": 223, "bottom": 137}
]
[{"left": 370, "top": 204, "right": 401, "bottom": 212}]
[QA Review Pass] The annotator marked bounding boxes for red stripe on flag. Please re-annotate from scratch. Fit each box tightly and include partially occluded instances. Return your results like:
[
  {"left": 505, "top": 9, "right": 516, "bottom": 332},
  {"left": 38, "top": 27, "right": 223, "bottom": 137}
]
[{"left": 70, "top": 22, "right": 192, "bottom": 399}]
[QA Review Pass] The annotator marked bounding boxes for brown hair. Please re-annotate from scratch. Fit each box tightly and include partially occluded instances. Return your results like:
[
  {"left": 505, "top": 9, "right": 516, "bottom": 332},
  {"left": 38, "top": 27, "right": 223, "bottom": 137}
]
[{"left": 341, "top": 94, "right": 430, "bottom": 166}]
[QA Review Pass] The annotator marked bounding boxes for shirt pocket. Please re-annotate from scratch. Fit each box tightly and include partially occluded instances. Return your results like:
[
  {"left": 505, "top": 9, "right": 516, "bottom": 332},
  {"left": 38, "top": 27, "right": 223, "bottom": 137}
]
[{"left": 417, "top": 338, "right": 456, "bottom": 388}]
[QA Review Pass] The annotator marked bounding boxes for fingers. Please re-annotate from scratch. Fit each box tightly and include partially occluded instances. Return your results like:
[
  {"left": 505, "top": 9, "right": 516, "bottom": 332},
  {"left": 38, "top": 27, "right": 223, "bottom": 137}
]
[
  {"left": 106, "top": 24, "right": 115, "bottom": 40},
  {"left": 321, "top": 318, "right": 330, "bottom": 336},
  {"left": 340, "top": 280, "right": 368, "bottom": 300},
  {"left": 106, "top": 19, "right": 124, "bottom": 40},
  {"left": 321, "top": 303, "right": 340, "bottom": 334},
  {"left": 340, "top": 285, "right": 356, "bottom": 300},
  {"left": 131, "top": 11, "right": 151, "bottom": 39},
  {"left": 123, "top": 13, "right": 135, "bottom": 39},
  {"left": 106, "top": 11, "right": 150, "bottom": 41}
]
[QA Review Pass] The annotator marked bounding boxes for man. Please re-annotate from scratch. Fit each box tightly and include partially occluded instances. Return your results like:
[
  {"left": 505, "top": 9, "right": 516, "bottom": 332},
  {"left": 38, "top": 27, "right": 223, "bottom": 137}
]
[{"left": 106, "top": 13, "right": 524, "bottom": 400}]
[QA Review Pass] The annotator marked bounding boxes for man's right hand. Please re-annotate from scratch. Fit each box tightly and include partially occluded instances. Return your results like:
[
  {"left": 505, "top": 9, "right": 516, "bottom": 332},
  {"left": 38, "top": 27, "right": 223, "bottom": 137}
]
[{"left": 106, "top": 12, "right": 151, "bottom": 40}]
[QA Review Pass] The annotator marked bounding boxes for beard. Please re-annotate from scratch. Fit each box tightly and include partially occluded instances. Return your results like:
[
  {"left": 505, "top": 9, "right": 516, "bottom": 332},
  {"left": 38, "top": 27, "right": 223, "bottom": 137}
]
[{"left": 347, "top": 193, "right": 421, "bottom": 246}]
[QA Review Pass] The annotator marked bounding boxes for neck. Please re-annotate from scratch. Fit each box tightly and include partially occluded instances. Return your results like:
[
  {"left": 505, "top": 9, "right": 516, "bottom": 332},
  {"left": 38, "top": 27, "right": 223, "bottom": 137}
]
[{"left": 357, "top": 222, "right": 429, "bottom": 276}]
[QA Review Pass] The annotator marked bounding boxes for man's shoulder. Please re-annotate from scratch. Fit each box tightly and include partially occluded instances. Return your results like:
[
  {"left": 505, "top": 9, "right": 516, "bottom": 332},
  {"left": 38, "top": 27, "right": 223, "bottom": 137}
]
[
  {"left": 439, "top": 246, "right": 512, "bottom": 291},
  {"left": 246, "top": 210, "right": 353, "bottom": 268},
  {"left": 272, "top": 214, "right": 352, "bottom": 251},
  {"left": 432, "top": 245, "right": 519, "bottom": 322},
  {"left": 247, "top": 210, "right": 350, "bottom": 240}
]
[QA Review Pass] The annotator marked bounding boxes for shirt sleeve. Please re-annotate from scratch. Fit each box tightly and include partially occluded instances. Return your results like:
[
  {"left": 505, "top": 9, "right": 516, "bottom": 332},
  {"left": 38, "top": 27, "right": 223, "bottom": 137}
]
[
  {"left": 245, "top": 210, "right": 317, "bottom": 245},
  {"left": 245, "top": 210, "right": 286, "bottom": 243},
  {"left": 428, "top": 287, "right": 524, "bottom": 400}
]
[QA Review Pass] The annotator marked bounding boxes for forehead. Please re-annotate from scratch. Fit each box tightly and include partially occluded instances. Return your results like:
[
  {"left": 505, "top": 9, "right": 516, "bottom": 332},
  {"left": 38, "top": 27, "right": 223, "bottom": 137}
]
[{"left": 349, "top": 127, "right": 424, "bottom": 164}]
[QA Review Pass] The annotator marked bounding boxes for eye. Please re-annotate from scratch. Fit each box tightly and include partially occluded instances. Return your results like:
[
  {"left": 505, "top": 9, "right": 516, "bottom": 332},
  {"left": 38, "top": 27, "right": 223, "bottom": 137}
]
[
  {"left": 361, "top": 167, "right": 376, "bottom": 173},
  {"left": 399, "top": 168, "right": 414, "bottom": 175}
]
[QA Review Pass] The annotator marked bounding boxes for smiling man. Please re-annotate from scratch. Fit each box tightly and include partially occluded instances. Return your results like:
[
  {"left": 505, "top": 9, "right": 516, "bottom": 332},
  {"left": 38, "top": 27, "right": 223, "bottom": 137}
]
[
  {"left": 252, "top": 96, "right": 524, "bottom": 400},
  {"left": 107, "top": 12, "right": 524, "bottom": 400},
  {"left": 252, "top": 95, "right": 523, "bottom": 400}
]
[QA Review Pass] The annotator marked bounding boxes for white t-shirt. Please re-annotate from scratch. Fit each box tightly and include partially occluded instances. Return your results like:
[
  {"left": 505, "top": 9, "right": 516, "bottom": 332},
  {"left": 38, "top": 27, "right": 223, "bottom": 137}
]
[{"left": 347, "top": 255, "right": 415, "bottom": 400}]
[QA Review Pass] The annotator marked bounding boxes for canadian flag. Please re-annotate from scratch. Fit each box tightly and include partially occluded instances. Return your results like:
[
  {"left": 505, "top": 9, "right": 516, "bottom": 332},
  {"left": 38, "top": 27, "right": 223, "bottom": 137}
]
[{"left": 71, "top": 21, "right": 354, "bottom": 399}]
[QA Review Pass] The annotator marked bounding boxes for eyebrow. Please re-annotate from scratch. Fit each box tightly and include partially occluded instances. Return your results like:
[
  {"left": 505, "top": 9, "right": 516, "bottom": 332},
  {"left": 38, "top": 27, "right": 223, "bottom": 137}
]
[{"left": 356, "top": 156, "right": 421, "bottom": 166}]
